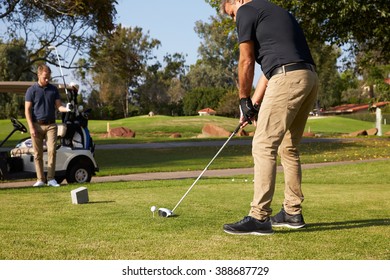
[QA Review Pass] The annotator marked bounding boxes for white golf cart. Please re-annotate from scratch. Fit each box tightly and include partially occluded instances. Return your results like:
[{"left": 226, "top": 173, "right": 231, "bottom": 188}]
[{"left": 0, "top": 81, "right": 99, "bottom": 184}]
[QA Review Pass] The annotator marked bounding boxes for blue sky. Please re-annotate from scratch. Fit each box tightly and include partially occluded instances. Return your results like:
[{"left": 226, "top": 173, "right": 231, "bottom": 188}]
[
  {"left": 116, "top": 0, "right": 216, "bottom": 66},
  {"left": 114, "top": 0, "right": 262, "bottom": 84}
]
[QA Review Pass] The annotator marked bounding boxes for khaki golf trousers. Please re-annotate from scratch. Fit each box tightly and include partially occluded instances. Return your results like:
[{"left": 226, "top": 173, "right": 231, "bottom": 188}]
[
  {"left": 31, "top": 122, "right": 58, "bottom": 182},
  {"left": 250, "top": 69, "right": 319, "bottom": 220}
]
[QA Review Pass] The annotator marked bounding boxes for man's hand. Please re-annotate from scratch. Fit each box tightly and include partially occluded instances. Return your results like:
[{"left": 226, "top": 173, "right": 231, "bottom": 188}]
[
  {"left": 29, "top": 127, "right": 37, "bottom": 138},
  {"left": 239, "top": 97, "right": 258, "bottom": 125}
]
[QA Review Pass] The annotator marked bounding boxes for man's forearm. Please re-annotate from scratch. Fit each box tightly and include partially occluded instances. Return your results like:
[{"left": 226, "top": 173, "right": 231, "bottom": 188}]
[
  {"left": 238, "top": 41, "right": 255, "bottom": 99},
  {"left": 238, "top": 59, "right": 254, "bottom": 99},
  {"left": 24, "top": 103, "right": 33, "bottom": 129}
]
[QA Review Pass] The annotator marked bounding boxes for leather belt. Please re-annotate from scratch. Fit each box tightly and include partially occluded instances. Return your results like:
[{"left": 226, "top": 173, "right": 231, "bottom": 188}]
[
  {"left": 35, "top": 119, "right": 55, "bottom": 125},
  {"left": 269, "top": 63, "right": 316, "bottom": 79}
]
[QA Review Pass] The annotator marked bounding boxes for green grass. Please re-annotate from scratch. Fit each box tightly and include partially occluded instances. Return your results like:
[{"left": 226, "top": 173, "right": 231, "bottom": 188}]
[
  {"left": 93, "top": 138, "right": 390, "bottom": 176},
  {"left": 305, "top": 116, "right": 386, "bottom": 136},
  {"left": 1, "top": 115, "right": 389, "bottom": 260},
  {"left": 1, "top": 115, "right": 389, "bottom": 146},
  {"left": 1, "top": 116, "right": 389, "bottom": 179},
  {"left": 0, "top": 160, "right": 389, "bottom": 260}
]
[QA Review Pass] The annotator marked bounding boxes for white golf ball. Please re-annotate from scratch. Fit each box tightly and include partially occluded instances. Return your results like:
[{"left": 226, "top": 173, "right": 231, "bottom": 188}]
[{"left": 150, "top": 206, "right": 156, "bottom": 212}]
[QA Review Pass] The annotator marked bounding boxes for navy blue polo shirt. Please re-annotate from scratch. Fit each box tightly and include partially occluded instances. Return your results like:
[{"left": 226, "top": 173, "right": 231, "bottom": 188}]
[
  {"left": 25, "top": 83, "right": 60, "bottom": 122},
  {"left": 236, "top": 0, "right": 315, "bottom": 79}
]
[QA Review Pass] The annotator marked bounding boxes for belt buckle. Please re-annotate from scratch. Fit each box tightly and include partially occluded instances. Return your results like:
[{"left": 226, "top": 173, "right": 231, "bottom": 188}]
[{"left": 282, "top": 65, "right": 286, "bottom": 75}]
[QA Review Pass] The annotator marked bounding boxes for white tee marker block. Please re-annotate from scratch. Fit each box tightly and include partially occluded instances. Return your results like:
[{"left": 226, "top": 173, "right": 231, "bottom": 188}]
[{"left": 71, "top": 187, "right": 89, "bottom": 204}]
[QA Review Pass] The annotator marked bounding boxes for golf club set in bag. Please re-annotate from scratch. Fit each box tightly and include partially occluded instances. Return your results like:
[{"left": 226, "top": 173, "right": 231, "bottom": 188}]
[
  {"left": 48, "top": 46, "right": 94, "bottom": 149},
  {"left": 155, "top": 123, "right": 242, "bottom": 218}
]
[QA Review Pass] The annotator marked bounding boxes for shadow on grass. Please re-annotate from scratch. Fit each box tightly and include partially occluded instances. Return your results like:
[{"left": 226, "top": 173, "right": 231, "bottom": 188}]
[{"left": 277, "top": 219, "right": 390, "bottom": 234}]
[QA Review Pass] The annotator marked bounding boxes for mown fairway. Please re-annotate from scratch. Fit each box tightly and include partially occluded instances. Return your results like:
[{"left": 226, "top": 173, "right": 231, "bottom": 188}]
[
  {"left": 1, "top": 115, "right": 389, "bottom": 146},
  {"left": 0, "top": 115, "right": 389, "bottom": 260},
  {"left": 0, "top": 160, "right": 389, "bottom": 260}
]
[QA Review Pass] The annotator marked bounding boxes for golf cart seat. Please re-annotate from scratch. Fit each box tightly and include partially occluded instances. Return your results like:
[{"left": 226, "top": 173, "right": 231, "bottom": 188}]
[
  {"left": 10, "top": 124, "right": 67, "bottom": 157},
  {"left": 10, "top": 147, "right": 34, "bottom": 156}
]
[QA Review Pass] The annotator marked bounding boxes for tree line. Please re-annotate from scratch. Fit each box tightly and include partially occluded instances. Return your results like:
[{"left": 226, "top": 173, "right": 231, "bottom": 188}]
[{"left": 0, "top": 0, "right": 389, "bottom": 120}]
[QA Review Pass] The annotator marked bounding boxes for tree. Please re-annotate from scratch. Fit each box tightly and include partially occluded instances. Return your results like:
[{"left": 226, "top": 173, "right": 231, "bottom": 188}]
[
  {"left": 0, "top": 39, "right": 34, "bottom": 81},
  {"left": 363, "top": 65, "right": 390, "bottom": 101},
  {"left": 185, "top": 15, "right": 238, "bottom": 90},
  {"left": 0, "top": 0, "right": 116, "bottom": 33},
  {"left": 206, "top": 0, "right": 389, "bottom": 65},
  {"left": 340, "top": 70, "right": 362, "bottom": 104},
  {"left": 310, "top": 42, "right": 344, "bottom": 108},
  {"left": 138, "top": 53, "right": 187, "bottom": 116},
  {"left": 79, "top": 24, "right": 161, "bottom": 119},
  {"left": 353, "top": 48, "right": 390, "bottom": 101},
  {"left": 216, "top": 88, "right": 240, "bottom": 118},
  {"left": 0, "top": 93, "right": 21, "bottom": 119},
  {"left": 0, "top": 39, "right": 35, "bottom": 118},
  {"left": 183, "top": 87, "right": 226, "bottom": 116},
  {"left": 206, "top": 0, "right": 389, "bottom": 106},
  {"left": 0, "top": 0, "right": 117, "bottom": 76}
]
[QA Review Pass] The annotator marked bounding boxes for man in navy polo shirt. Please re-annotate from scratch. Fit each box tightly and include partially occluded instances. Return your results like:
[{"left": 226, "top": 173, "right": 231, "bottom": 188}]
[
  {"left": 220, "top": 0, "right": 319, "bottom": 235},
  {"left": 25, "top": 64, "right": 71, "bottom": 187}
]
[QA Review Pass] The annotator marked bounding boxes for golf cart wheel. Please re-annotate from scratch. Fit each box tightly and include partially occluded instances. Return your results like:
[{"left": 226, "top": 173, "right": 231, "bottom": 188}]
[{"left": 66, "top": 162, "right": 92, "bottom": 183}]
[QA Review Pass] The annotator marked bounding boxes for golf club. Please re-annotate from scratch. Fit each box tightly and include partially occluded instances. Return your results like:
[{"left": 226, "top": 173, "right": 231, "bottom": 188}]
[
  {"left": 158, "top": 123, "right": 242, "bottom": 218},
  {"left": 47, "top": 45, "right": 70, "bottom": 101}
]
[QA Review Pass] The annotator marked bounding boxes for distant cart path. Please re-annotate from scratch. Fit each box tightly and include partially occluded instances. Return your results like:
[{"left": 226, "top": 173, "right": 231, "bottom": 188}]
[
  {"left": 1, "top": 157, "right": 388, "bottom": 189},
  {"left": 95, "top": 137, "right": 361, "bottom": 150}
]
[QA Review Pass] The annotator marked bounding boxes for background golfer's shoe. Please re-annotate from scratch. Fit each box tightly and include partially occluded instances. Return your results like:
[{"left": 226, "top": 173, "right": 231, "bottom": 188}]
[
  {"left": 223, "top": 216, "right": 274, "bottom": 235},
  {"left": 33, "top": 180, "right": 45, "bottom": 187},
  {"left": 271, "top": 208, "right": 306, "bottom": 229},
  {"left": 47, "top": 179, "right": 60, "bottom": 187}
]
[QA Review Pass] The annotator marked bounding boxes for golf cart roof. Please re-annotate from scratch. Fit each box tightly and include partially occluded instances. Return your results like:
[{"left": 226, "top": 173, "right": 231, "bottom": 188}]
[{"left": 0, "top": 81, "right": 73, "bottom": 95}]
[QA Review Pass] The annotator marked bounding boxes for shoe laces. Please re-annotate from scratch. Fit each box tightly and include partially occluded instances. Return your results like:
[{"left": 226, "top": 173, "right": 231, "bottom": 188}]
[{"left": 237, "top": 216, "right": 253, "bottom": 224}]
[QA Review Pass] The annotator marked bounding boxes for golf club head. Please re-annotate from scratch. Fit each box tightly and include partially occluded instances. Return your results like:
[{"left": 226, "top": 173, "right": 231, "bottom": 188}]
[{"left": 158, "top": 208, "right": 173, "bottom": 218}]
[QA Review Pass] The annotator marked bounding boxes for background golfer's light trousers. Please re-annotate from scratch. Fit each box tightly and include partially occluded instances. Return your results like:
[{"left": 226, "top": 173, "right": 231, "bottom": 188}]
[
  {"left": 250, "top": 69, "right": 319, "bottom": 220},
  {"left": 31, "top": 122, "right": 58, "bottom": 182}
]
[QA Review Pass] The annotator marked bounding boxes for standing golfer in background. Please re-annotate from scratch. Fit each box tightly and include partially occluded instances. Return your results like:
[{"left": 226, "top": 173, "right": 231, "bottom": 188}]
[
  {"left": 220, "top": 0, "right": 319, "bottom": 235},
  {"left": 25, "top": 64, "right": 71, "bottom": 187}
]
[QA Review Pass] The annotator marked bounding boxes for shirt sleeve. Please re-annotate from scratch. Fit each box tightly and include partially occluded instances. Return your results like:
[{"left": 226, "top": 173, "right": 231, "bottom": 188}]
[
  {"left": 25, "top": 87, "right": 33, "bottom": 102},
  {"left": 53, "top": 85, "right": 61, "bottom": 101},
  {"left": 236, "top": 5, "right": 258, "bottom": 44}
]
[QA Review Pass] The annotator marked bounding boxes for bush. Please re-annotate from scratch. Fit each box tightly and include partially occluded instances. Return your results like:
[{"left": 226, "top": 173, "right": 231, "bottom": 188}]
[{"left": 183, "top": 87, "right": 226, "bottom": 115}]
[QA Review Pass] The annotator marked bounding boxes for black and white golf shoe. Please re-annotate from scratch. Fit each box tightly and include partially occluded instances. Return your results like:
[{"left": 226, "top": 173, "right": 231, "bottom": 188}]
[
  {"left": 271, "top": 207, "right": 306, "bottom": 229},
  {"left": 223, "top": 216, "right": 274, "bottom": 235}
]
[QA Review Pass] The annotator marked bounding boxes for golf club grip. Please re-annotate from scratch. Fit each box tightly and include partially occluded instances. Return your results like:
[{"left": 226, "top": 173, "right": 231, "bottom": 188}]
[
  {"left": 233, "top": 123, "right": 242, "bottom": 135},
  {"left": 171, "top": 123, "right": 241, "bottom": 213}
]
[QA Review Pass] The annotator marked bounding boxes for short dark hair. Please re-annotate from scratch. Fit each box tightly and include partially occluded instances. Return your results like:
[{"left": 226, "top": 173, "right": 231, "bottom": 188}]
[{"left": 37, "top": 64, "right": 51, "bottom": 75}]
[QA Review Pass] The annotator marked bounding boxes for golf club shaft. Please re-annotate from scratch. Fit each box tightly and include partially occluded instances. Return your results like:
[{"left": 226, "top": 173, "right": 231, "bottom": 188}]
[
  {"left": 52, "top": 47, "right": 70, "bottom": 100},
  {"left": 171, "top": 123, "right": 242, "bottom": 213}
]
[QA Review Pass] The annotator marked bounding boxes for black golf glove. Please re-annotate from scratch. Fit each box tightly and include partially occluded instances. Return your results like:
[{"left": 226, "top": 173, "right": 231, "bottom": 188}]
[{"left": 239, "top": 97, "right": 258, "bottom": 124}]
